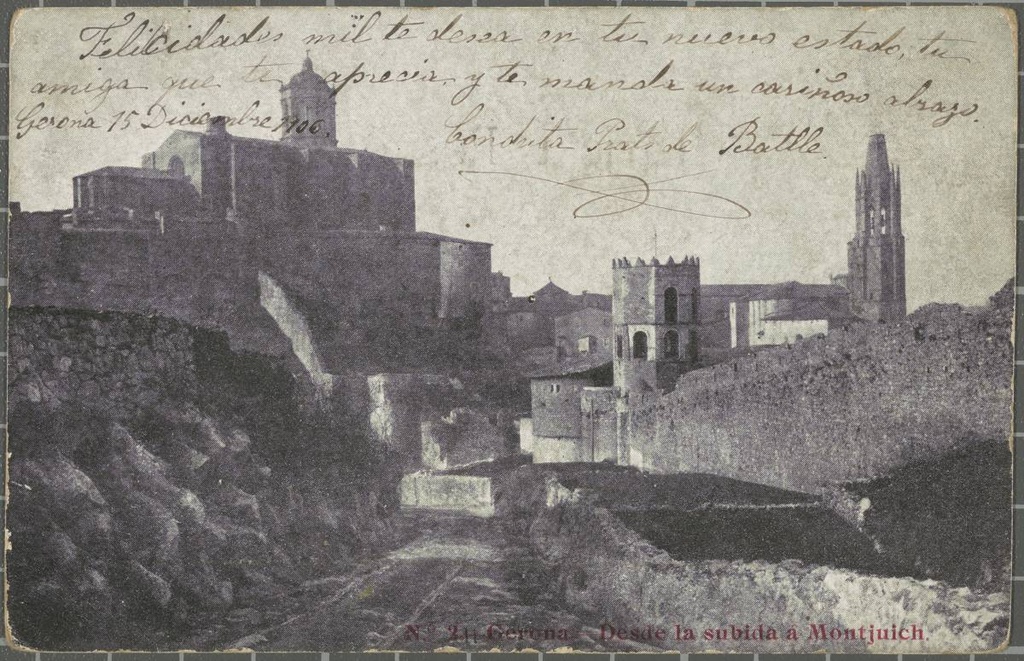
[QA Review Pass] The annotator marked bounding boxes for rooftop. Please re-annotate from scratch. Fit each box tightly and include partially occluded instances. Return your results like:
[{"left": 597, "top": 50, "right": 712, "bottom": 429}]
[
  {"left": 77, "top": 166, "right": 186, "bottom": 180},
  {"left": 752, "top": 281, "right": 849, "bottom": 301}
]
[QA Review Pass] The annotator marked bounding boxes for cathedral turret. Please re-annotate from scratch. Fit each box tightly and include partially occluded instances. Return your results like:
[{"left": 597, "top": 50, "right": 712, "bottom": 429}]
[
  {"left": 847, "top": 134, "right": 907, "bottom": 323},
  {"left": 280, "top": 56, "right": 337, "bottom": 148}
]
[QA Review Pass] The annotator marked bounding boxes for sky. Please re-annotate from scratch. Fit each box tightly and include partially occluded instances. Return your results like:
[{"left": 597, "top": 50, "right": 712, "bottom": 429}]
[{"left": 9, "top": 6, "right": 1018, "bottom": 309}]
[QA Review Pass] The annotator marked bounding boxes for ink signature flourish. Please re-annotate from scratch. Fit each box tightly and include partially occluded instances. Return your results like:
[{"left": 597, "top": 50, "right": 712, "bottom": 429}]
[{"left": 458, "top": 170, "right": 751, "bottom": 220}]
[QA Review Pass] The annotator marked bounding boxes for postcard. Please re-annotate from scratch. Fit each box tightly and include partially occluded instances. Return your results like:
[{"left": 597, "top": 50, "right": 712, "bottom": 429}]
[{"left": 5, "top": 5, "right": 1017, "bottom": 653}]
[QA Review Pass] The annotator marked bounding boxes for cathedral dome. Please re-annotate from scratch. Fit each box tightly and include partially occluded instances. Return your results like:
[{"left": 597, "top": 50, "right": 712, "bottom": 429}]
[{"left": 282, "top": 55, "right": 329, "bottom": 91}]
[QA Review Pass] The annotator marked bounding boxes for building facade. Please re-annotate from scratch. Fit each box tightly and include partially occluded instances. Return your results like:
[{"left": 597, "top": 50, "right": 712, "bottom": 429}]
[{"left": 743, "top": 282, "right": 854, "bottom": 347}]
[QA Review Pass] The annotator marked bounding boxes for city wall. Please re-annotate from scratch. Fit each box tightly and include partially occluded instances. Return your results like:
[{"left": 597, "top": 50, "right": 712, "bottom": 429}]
[
  {"left": 10, "top": 216, "right": 493, "bottom": 375},
  {"left": 625, "top": 302, "right": 1012, "bottom": 493}
]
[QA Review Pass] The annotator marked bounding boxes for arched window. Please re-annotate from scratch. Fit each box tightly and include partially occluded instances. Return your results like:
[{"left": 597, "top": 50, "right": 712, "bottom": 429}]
[
  {"left": 632, "top": 331, "right": 648, "bottom": 360},
  {"left": 691, "top": 287, "right": 700, "bottom": 321},
  {"left": 615, "top": 335, "right": 623, "bottom": 358},
  {"left": 664, "top": 330, "right": 679, "bottom": 358},
  {"left": 664, "top": 287, "right": 678, "bottom": 323},
  {"left": 167, "top": 156, "right": 185, "bottom": 178}
]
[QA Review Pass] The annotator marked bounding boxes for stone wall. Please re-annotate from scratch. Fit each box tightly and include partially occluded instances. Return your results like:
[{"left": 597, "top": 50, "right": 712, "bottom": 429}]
[
  {"left": 580, "top": 387, "right": 619, "bottom": 463},
  {"left": 10, "top": 217, "right": 282, "bottom": 357},
  {"left": 399, "top": 473, "right": 495, "bottom": 517},
  {"left": 626, "top": 297, "right": 1012, "bottom": 493},
  {"left": 9, "top": 308, "right": 202, "bottom": 419},
  {"left": 10, "top": 214, "right": 495, "bottom": 374},
  {"left": 528, "top": 500, "right": 1007, "bottom": 654}
]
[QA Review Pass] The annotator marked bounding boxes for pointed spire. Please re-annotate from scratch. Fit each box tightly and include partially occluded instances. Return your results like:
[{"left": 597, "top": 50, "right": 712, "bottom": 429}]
[
  {"left": 303, "top": 51, "right": 314, "bottom": 71},
  {"left": 666, "top": 256, "right": 675, "bottom": 266},
  {"left": 865, "top": 134, "right": 889, "bottom": 182}
]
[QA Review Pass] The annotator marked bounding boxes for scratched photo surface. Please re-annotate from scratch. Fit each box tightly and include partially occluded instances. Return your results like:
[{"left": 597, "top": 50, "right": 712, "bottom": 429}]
[{"left": 5, "top": 6, "right": 1017, "bottom": 653}]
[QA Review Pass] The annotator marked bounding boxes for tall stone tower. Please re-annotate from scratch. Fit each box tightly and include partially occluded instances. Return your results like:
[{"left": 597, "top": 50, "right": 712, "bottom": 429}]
[
  {"left": 612, "top": 256, "right": 701, "bottom": 396},
  {"left": 846, "top": 134, "right": 907, "bottom": 323},
  {"left": 280, "top": 56, "right": 338, "bottom": 148}
]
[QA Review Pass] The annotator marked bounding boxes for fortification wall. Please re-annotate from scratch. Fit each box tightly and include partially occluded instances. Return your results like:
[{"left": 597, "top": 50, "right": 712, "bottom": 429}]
[
  {"left": 10, "top": 219, "right": 288, "bottom": 358},
  {"left": 626, "top": 301, "right": 1012, "bottom": 493},
  {"left": 10, "top": 214, "right": 495, "bottom": 374}
]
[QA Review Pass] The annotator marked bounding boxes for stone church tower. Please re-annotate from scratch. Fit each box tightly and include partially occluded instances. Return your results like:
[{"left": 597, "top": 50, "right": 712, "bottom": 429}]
[
  {"left": 846, "top": 134, "right": 907, "bottom": 323},
  {"left": 280, "top": 55, "right": 338, "bottom": 148},
  {"left": 612, "top": 256, "right": 701, "bottom": 396}
]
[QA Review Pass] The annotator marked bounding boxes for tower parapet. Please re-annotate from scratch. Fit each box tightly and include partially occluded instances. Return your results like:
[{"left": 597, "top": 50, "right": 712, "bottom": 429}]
[
  {"left": 612, "top": 255, "right": 701, "bottom": 395},
  {"left": 613, "top": 255, "right": 700, "bottom": 269}
]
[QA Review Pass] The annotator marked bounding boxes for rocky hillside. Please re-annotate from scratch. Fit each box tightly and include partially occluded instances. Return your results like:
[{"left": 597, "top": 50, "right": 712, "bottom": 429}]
[
  {"left": 528, "top": 498, "right": 1008, "bottom": 654},
  {"left": 7, "top": 308, "right": 400, "bottom": 650}
]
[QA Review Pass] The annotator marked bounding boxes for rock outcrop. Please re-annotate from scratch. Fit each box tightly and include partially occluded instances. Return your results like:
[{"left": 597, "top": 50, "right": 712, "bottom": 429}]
[{"left": 7, "top": 308, "right": 395, "bottom": 650}]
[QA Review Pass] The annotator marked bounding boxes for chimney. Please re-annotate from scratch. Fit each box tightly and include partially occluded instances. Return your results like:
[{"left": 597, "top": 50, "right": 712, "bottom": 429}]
[{"left": 206, "top": 115, "right": 229, "bottom": 136}]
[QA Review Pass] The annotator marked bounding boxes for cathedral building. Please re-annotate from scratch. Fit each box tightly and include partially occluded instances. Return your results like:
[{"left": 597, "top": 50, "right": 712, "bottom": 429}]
[
  {"left": 74, "top": 55, "right": 415, "bottom": 234},
  {"left": 11, "top": 57, "right": 493, "bottom": 374}
]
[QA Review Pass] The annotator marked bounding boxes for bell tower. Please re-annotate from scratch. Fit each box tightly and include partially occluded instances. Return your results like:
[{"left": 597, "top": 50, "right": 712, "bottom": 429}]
[
  {"left": 612, "top": 256, "right": 701, "bottom": 397},
  {"left": 847, "top": 134, "right": 906, "bottom": 323},
  {"left": 280, "top": 55, "right": 338, "bottom": 148}
]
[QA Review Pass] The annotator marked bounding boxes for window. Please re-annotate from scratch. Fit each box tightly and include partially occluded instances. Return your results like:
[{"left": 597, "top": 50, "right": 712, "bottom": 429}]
[
  {"left": 664, "top": 330, "right": 679, "bottom": 358},
  {"left": 691, "top": 287, "right": 700, "bottom": 320},
  {"left": 664, "top": 287, "right": 678, "bottom": 323},
  {"left": 167, "top": 156, "right": 185, "bottom": 178},
  {"left": 615, "top": 335, "right": 623, "bottom": 358},
  {"left": 550, "top": 383, "right": 561, "bottom": 393},
  {"left": 632, "top": 331, "right": 648, "bottom": 360}
]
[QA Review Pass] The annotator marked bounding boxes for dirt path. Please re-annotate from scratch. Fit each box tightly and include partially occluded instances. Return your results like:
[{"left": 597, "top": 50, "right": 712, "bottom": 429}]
[{"left": 211, "top": 511, "right": 638, "bottom": 652}]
